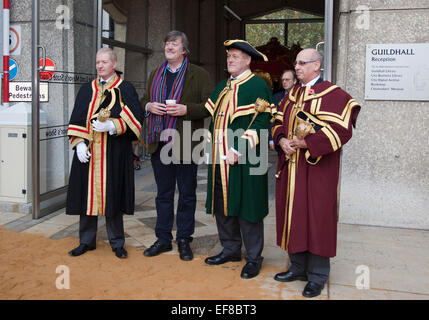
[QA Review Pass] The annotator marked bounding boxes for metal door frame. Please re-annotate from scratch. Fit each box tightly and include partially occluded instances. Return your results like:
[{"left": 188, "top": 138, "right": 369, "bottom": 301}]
[
  {"left": 31, "top": 0, "right": 103, "bottom": 219},
  {"left": 324, "top": 0, "right": 334, "bottom": 81}
]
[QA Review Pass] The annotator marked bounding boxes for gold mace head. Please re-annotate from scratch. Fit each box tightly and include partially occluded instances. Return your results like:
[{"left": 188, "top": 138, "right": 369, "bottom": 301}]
[
  {"left": 97, "top": 108, "right": 111, "bottom": 122},
  {"left": 295, "top": 118, "right": 315, "bottom": 139},
  {"left": 254, "top": 98, "right": 269, "bottom": 113}
]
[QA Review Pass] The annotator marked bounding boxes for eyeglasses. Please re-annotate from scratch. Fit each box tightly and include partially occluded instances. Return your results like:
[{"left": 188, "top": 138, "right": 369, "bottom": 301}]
[{"left": 293, "top": 60, "right": 317, "bottom": 67}]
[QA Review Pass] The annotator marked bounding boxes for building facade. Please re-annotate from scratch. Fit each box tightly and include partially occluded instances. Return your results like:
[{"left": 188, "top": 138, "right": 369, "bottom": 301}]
[{"left": 0, "top": 0, "right": 428, "bottom": 229}]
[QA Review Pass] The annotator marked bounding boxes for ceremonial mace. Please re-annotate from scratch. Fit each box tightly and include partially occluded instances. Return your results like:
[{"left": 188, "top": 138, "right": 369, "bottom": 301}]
[
  {"left": 86, "top": 108, "right": 111, "bottom": 153},
  {"left": 275, "top": 117, "right": 315, "bottom": 179}
]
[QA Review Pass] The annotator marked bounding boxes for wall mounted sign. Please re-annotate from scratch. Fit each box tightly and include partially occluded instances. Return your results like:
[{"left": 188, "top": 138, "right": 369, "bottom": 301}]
[{"left": 365, "top": 43, "right": 429, "bottom": 101}]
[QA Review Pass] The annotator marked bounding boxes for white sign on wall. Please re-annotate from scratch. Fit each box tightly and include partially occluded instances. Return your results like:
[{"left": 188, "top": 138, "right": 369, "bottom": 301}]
[
  {"left": 365, "top": 43, "right": 429, "bottom": 101},
  {"left": 9, "top": 82, "right": 49, "bottom": 102}
]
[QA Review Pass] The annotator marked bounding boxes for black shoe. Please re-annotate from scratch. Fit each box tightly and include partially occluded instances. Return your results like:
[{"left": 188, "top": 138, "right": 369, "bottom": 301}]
[
  {"left": 240, "top": 262, "right": 261, "bottom": 279},
  {"left": 177, "top": 239, "right": 193, "bottom": 261},
  {"left": 205, "top": 252, "right": 241, "bottom": 265},
  {"left": 274, "top": 270, "right": 308, "bottom": 282},
  {"left": 302, "top": 281, "right": 324, "bottom": 298},
  {"left": 68, "top": 244, "right": 96, "bottom": 257},
  {"left": 112, "top": 247, "right": 127, "bottom": 259},
  {"left": 143, "top": 240, "right": 172, "bottom": 257}
]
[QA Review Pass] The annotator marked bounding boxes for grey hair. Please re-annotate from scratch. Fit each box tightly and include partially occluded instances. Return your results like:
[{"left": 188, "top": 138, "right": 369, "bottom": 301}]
[
  {"left": 97, "top": 47, "right": 117, "bottom": 62},
  {"left": 164, "top": 30, "right": 190, "bottom": 56},
  {"left": 312, "top": 50, "right": 323, "bottom": 64},
  {"left": 311, "top": 49, "right": 323, "bottom": 70}
]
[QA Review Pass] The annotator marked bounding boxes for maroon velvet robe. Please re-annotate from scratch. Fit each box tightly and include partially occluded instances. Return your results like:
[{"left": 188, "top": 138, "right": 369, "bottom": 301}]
[{"left": 272, "top": 81, "right": 361, "bottom": 258}]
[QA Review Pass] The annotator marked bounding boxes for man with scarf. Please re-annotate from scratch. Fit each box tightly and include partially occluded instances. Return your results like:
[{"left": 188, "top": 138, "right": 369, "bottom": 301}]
[
  {"left": 204, "top": 40, "right": 276, "bottom": 279},
  {"left": 66, "top": 47, "right": 144, "bottom": 259},
  {"left": 141, "top": 30, "right": 213, "bottom": 261}
]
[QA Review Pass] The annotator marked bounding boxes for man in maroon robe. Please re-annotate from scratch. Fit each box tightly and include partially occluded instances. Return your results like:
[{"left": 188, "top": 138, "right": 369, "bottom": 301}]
[{"left": 272, "top": 48, "right": 360, "bottom": 298}]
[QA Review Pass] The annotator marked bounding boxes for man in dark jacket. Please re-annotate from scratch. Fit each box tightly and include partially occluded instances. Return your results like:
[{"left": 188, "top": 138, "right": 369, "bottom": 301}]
[{"left": 141, "top": 30, "right": 213, "bottom": 261}]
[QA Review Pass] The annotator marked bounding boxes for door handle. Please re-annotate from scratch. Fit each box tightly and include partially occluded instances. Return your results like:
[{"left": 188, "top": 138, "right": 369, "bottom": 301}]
[
  {"left": 315, "top": 42, "right": 325, "bottom": 72},
  {"left": 38, "top": 45, "right": 46, "bottom": 71}
]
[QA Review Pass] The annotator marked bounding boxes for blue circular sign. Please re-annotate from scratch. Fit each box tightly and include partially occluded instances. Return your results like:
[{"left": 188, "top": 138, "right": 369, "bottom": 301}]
[{"left": 9, "top": 58, "right": 18, "bottom": 81}]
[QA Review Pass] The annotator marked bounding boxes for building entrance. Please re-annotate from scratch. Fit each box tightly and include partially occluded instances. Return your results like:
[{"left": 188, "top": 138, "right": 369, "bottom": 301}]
[{"left": 18, "top": 0, "right": 335, "bottom": 219}]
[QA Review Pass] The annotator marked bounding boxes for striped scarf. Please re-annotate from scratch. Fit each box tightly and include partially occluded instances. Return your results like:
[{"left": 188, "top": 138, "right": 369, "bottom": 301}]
[{"left": 148, "top": 57, "right": 188, "bottom": 144}]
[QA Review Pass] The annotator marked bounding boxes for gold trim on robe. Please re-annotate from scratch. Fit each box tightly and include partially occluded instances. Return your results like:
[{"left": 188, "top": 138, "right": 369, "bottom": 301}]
[
  {"left": 85, "top": 75, "right": 122, "bottom": 216},
  {"left": 281, "top": 88, "right": 305, "bottom": 249}
]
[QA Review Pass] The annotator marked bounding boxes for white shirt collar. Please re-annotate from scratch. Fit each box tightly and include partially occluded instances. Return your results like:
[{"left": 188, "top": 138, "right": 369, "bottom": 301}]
[
  {"left": 302, "top": 75, "right": 321, "bottom": 87},
  {"left": 230, "top": 69, "right": 250, "bottom": 80},
  {"left": 167, "top": 59, "right": 184, "bottom": 73},
  {"left": 100, "top": 74, "right": 115, "bottom": 83}
]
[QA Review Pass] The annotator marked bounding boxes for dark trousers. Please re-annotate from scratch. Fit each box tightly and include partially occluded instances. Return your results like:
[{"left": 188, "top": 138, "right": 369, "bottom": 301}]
[
  {"left": 213, "top": 165, "right": 264, "bottom": 265},
  {"left": 288, "top": 251, "right": 330, "bottom": 286},
  {"left": 79, "top": 214, "right": 125, "bottom": 249},
  {"left": 151, "top": 143, "right": 198, "bottom": 244}
]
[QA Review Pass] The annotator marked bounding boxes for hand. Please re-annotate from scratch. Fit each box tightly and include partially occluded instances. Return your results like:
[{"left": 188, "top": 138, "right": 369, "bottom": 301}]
[
  {"left": 279, "top": 137, "right": 296, "bottom": 156},
  {"left": 166, "top": 103, "right": 187, "bottom": 117},
  {"left": 226, "top": 149, "right": 239, "bottom": 165},
  {"left": 147, "top": 102, "right": 167, "bottom": 115},
  {"left": 92, "top": 119, "right": 115, "bottom": 133},
  {"left": 290, "top": 137, "right": 308, "bottom": 149},
  {"left": 269, "top": 140, "right": 275, "bottom": 151},
  {"left": 76, "top": 141, "right": 91, "bottom": 163}
]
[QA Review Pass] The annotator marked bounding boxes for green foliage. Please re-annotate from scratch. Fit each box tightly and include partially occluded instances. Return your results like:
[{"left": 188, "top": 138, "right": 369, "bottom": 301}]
[{"left": 245, "top": 9, "right": 324, "bottom": 49}]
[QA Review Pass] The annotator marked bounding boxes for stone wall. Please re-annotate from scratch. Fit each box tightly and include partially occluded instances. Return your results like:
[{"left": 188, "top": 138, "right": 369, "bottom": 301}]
[{"left": 335, "top": 0, "right": 429, "bottom": 229}]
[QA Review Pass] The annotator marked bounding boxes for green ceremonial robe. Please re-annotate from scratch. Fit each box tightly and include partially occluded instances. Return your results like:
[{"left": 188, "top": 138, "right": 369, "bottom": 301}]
[{"left": 205, "top": 70, "right": 276, "bottom": 223}]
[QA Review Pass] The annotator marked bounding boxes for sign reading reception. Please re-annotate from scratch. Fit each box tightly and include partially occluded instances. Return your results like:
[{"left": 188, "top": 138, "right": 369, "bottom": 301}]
[{"left": 365, "top": 43, "right": 429, "bottom": 101}]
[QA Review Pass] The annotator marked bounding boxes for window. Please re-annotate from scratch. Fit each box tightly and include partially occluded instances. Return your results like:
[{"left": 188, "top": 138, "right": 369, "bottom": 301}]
[{"left": 245, "top": 9, "right": 324, "bottom": 49}]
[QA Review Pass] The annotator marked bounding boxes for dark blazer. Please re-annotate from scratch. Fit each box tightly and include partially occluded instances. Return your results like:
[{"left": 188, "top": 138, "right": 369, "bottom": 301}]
[
  {"left": 273, "top": 90, "right": 287, "bottom": 106},
  {"left": 141, "top": 63, "right": 214, "bottom": 162}
]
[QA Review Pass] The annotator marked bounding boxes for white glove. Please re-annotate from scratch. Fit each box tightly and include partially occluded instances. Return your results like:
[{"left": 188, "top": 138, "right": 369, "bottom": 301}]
[
  {"left": 76, "top": 141, "right": 91, "bottom": 163},
  {"left": 92, "top": 119, "right": 116, "bottom": 135}
]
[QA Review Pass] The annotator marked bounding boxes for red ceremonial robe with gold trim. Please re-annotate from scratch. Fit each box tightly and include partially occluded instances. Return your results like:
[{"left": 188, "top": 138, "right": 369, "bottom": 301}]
[
  {"left": 66, "top": 74, "right": 144, "bottom": 217},
  {"left": 272, "top": 81, "right": 360, "bottom": 258}
]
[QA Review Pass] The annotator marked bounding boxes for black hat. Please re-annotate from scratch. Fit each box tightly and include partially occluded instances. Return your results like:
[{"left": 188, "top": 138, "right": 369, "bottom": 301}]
[{"left": 224, "top": 40, "right": 268, "bottom": 61}]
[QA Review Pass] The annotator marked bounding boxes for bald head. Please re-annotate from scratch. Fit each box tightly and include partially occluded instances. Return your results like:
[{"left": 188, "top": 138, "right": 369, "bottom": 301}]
[
  {"left": 295, "top": 48, "right": 323, "bottom": 85},
  {"left": 301, "top": 48, "right": 322, "bottom": 64}
]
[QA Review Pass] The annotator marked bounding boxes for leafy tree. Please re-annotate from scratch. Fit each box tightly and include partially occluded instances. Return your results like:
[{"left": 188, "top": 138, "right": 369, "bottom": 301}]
[{"left": 245, "top": 9, "right": 324, "bottom": 49}]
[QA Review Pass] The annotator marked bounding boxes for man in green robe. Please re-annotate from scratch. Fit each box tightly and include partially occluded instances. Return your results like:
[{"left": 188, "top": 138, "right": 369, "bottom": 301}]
[{"left": 204, "top": 40, "right": 276, "bottom": 279}]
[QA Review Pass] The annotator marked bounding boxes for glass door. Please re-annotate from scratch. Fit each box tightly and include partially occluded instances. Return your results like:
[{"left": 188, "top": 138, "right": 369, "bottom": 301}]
[{"left": 32, "top": 0, "right": 101, "bottom": 218}]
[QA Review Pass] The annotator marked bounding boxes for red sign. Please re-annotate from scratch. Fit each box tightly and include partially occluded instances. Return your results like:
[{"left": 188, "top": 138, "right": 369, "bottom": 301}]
[{"left": 39, "top": 58, "right": 55, "bottom": 80}]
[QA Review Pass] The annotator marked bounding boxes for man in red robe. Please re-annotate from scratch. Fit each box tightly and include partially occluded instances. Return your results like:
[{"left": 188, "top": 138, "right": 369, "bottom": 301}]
[{"left": 272, "top": 48, "right": 361, "bottom": 298}]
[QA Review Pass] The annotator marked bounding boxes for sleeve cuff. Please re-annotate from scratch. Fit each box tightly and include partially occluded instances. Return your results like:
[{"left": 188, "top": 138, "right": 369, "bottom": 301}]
[
  {"left": 230, "top": 147, "right": 242, "bottom": 157},
  {"left": 145, "top": 102, "right": 151, "bottom": 118},
  {"left": 70, "top": 137, "right": 84, "bottom": 149},
  {"left": 111, "top": 118, "right": 126, "bottom": 136},
  {"left": 240, "top": 129, "right": 259, "bottom": 149},
  {"left": 276, "top": 133, "right": 286, "bottom": 146}
]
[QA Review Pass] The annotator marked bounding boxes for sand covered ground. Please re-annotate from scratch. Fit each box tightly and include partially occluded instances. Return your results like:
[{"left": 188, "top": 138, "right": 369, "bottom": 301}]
[{"left": 0, "top": 227, "right": 285, "bottom": 300}]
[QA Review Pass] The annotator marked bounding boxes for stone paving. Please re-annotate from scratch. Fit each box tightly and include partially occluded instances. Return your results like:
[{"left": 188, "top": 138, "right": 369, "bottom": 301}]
[{"left": 1, "top": 152, "right": 429, "bottom": 299}]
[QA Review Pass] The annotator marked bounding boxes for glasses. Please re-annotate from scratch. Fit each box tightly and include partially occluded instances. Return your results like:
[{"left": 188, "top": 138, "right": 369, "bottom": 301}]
[{"left": 293, "top": 60, "right": 317, "bottom": 67}]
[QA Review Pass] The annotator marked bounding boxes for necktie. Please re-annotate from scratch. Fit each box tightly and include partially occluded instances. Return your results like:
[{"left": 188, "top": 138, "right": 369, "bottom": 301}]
[{"left": 101, "top": 80, "right": 106, "bottom": 85}]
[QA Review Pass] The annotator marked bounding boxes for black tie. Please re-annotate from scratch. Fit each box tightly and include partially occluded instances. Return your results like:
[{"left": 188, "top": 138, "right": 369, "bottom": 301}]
[{"left": 101, "top": 80, "right": 106, "bottom": 85}]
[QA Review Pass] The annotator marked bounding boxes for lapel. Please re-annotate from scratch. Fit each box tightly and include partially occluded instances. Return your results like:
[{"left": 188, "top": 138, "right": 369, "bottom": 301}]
[{"left": 182, "top": 63, "right": 194, "bottom": 94}]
